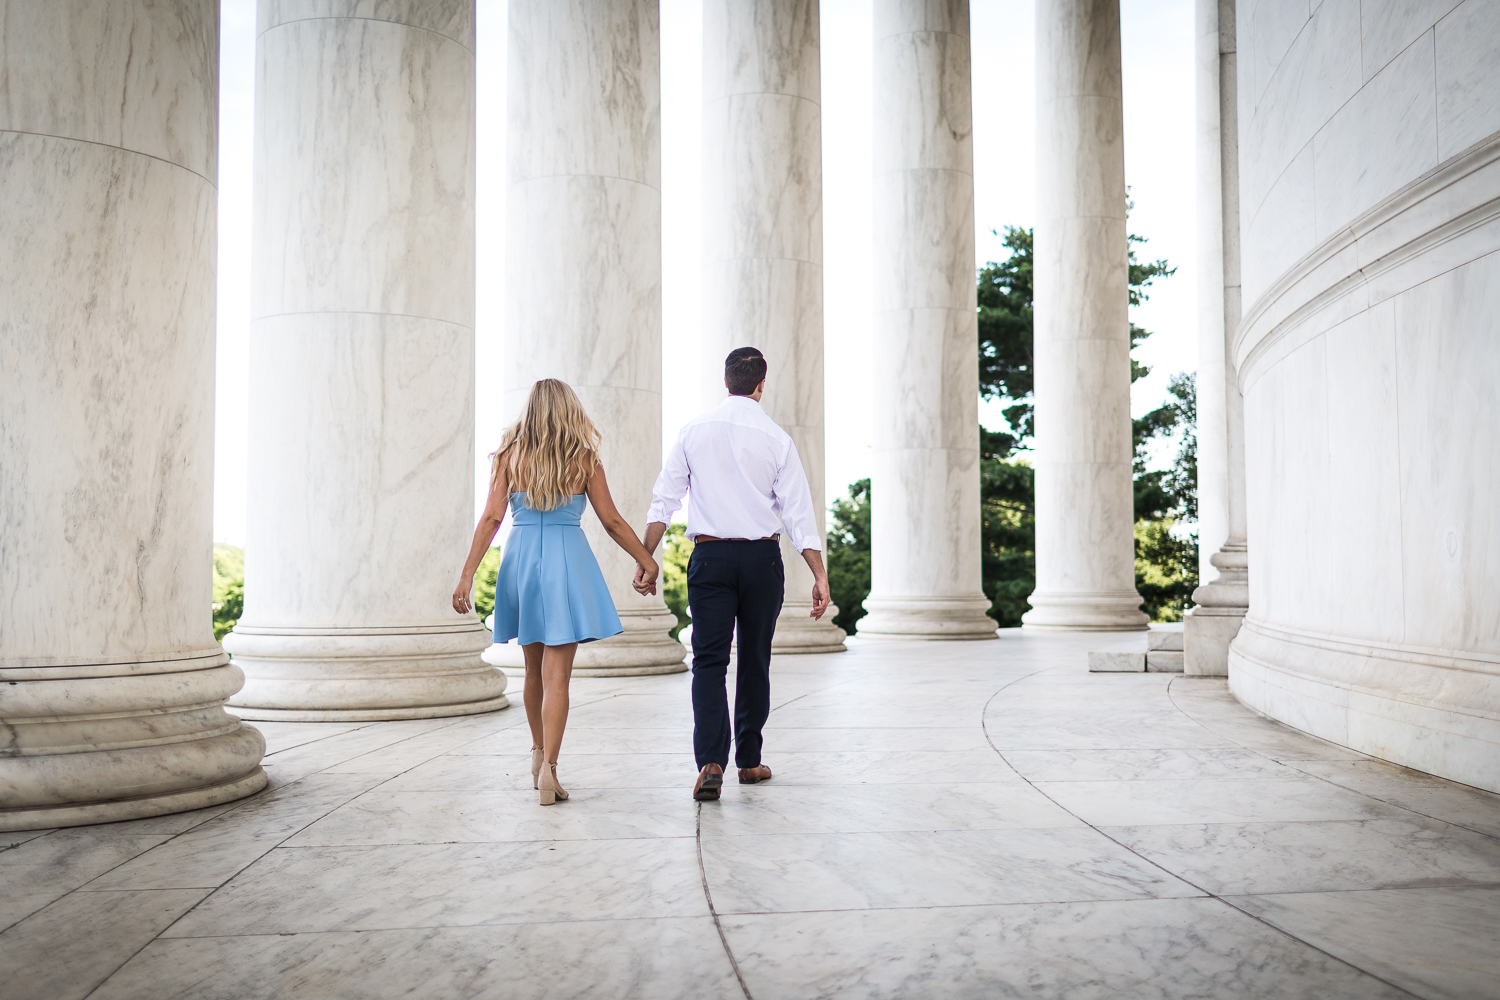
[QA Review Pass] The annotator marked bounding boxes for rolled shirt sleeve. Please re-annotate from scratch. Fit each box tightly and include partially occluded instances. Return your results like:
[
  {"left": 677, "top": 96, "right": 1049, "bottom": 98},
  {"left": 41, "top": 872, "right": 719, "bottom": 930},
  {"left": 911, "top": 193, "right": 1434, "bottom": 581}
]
[
  {"left": 647, "top": 431, "right": 690, "bottom": 525},
  {"left": 771, "top": 439, "right": 822, "bottom": 552}
]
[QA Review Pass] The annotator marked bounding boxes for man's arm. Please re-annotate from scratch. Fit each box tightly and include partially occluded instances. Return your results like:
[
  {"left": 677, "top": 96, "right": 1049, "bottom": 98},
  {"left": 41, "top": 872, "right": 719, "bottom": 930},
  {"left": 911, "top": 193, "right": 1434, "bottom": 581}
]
[
  {"left": 771, "top": 439, "right": 830, "bottom": 620},
  {"left": 636, "top": 433, "right": 689, "bottom": 593},
  {"left": 801, "top": 548, "right": 831, "bottom": 620},
  {"left": 644, "top": 430, "right": 691, "bottom": 544}
]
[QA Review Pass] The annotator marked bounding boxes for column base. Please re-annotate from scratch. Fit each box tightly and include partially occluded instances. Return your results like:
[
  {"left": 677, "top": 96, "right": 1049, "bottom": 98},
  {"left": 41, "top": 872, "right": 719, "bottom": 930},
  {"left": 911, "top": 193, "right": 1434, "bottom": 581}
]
[
  {"left": 770, "top": 600, "right": 848, "bottom": 653},
  {"left": 1021, "top": 592, "right": 1149, "bottom": 630},
  {"left": 1, "top": 766, "right": 268, "bottom": 834},
  {"left": 1183, "top": 607, "right": 1245, "bottom": 676},
  {"left": 0, "top": 652, "right": 270, "bottom": 832},
  {"left": 224, "top": 623, "right": 509, "bottom": 721},
  {"left": 857, "top": 595, "right": 998, "bottom": 640},
  {"left": 482, "top": 608, "right": 688, "bottom": 677}
]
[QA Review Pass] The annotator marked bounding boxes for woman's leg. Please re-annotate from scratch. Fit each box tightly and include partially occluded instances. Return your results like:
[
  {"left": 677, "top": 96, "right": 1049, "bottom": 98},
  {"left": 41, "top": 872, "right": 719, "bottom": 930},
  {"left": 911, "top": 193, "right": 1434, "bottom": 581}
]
[
  {"left": 541, "top": 642, "right": 579, "bottom": 762},
  {"left": 522, "top": 642, "right": 545, "bottom": 749}
]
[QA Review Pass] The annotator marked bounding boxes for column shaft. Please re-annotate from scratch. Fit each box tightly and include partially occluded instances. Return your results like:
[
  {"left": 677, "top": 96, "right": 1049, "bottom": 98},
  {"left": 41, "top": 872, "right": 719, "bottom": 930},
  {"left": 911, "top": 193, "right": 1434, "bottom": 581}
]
[
  {"left": 700, "top": 0, "right": 846, "bottom": 653},
  {"left": 0, "top": 1, "right": 267, "bottom": 830},
  {"left": 226, "top": 1, "right": 509, "bottom": 718},
  {"left": 860, "top": 0, "right": 996, "bottom": 639},
  {"left": 1185, "top": 0, "right": 1248, "bottom": 674},
  {"left": 1022, "top": 0, "right": 1147, "bottom": 630},
  {"left": 496, "top": 0, "right": 686, "bottom": 675}
]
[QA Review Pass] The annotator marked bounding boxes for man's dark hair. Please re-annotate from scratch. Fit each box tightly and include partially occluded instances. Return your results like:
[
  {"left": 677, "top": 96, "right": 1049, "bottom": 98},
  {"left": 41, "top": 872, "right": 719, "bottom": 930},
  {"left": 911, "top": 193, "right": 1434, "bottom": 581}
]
[{"left": 725, "top": 347, "right": 767, "bottom": 396}]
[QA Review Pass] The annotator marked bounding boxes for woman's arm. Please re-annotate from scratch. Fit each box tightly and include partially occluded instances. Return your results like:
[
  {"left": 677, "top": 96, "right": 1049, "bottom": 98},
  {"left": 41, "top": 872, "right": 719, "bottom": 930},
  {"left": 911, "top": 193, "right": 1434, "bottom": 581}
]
[
  {"left": 452, "top": 460, "right": 510, "bottom": 614},
  {"left": 584, "top": 463, "right": 660, "bottom": 596}
]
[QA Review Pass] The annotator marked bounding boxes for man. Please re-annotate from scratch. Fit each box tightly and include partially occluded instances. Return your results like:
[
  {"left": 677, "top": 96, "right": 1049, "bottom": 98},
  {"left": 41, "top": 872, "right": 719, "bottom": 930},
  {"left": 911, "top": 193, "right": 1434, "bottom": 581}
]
[{"left": 642, "top": 347, "right": 831, "bottom": 801}]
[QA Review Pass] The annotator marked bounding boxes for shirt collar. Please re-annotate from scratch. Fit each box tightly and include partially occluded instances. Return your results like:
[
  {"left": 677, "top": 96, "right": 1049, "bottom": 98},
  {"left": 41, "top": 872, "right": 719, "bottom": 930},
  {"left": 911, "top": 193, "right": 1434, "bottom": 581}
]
[{"left": 722, "top": 394, "right": 762, "bottom": 410}]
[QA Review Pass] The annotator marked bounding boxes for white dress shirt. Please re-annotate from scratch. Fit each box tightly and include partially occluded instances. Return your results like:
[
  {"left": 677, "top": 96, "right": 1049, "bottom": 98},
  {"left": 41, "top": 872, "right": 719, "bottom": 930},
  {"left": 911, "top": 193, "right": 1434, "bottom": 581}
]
[{"left": 647, "top": 395, "right": 822, "bottom": 552}]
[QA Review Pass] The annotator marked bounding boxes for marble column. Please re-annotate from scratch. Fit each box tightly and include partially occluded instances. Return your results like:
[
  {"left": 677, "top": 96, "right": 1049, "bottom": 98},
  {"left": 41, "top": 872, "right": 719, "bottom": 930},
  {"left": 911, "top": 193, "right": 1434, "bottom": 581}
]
[
  {"left": 700, "top": 0, "right": 846, "bottom": 653},
  {"left": 491, "top": 0, "right": 686, "bottom": 675},
  {"left": 1184, "top": 0, "right": 1247, "bottom": 674},
  {"left": 1022, "top": 0, "right": 1148, "bottom": 631},
  {"left": 224, "top": 1, "right": 509, "bottom": 718},
  {"left": 0, "top": 2, "right": 267, "bottom": 830},
  {"left": 858, "top": 0, "right": 996, "bottom": 640}
]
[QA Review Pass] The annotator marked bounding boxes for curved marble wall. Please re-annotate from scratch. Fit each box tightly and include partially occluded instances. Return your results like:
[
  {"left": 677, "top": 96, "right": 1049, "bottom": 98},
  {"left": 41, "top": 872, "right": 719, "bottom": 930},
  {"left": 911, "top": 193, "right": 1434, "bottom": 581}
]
[{"left": 1230, "top": 0, "right": 1500, "bottom": 792}]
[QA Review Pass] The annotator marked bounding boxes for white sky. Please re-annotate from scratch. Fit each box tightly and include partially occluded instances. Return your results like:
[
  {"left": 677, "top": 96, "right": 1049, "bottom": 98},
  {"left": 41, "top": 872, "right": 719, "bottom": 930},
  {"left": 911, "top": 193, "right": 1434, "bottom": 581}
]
[{"left": 212, "top": 0, "right": 1196, "bottom": 547}]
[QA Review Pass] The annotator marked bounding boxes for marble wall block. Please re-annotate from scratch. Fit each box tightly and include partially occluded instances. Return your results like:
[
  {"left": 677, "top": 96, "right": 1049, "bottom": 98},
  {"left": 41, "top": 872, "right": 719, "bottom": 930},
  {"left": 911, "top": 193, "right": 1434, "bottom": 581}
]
[
  {"left": 1022, "top": 0, "right": 1145, "bottom": 631},
  {"left": 856, "top": 0, "right": 995, "bottom": 640},
  {"left": 496, "top": 0, "right": 685, "bottom": 675},
  {"left": 1229, "top": 0, "right": 1500, "bottom": 791},
  {"left": 0, "top": 0, "right": 267, "bottom": 831},
  {"left": 698, "top": 0, "right": 847, "bottom": 653},
  {"left": 225, "top": 0, "right": 509, "bottom": 716}
]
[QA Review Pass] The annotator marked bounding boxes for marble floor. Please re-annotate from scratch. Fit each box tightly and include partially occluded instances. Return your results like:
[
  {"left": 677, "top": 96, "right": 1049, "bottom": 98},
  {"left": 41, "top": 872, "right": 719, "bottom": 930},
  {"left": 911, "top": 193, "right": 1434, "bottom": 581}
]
[{"left": 5, "top": 631, "right": 1500, "bottom": 999}]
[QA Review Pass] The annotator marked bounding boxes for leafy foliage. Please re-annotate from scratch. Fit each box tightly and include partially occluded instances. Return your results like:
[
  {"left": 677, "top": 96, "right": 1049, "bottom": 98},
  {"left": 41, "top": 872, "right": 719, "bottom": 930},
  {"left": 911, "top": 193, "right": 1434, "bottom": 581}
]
[
  {"left": 473, "top": 546, "right": 503, "bottom": 622},
  {"left": 976, "top": 222, "right": 1194, "bottom": 623},
  {"left": 1130, "top": 372, "right": 1198, "bottom": 619},
  {"left": 660, "top": 523, "right": 694, "bottom": 639},
  {"left": 825, "top": 479, "right": 872, "bottom": 634},
  {"left": 212, "top": 544, "right": 245, "bottom": 641},
  {"left": 979, "top": 428, "right": 1035, "bottom": 627},
  {"left": 977, "top": 226, "right": 1035, "bottom": 453}
]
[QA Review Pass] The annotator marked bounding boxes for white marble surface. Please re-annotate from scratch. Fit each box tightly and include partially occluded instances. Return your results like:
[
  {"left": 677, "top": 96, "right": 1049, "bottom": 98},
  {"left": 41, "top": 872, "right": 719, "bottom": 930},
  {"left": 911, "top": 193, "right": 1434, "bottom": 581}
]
[
  {"left": 698, "top": 0, "right": 846, "bottom": 652},
  {"left": 1188, "top": 0, "right": 1247, "bottom": 675},
  {"left": 499, "top": 0, "right": 685, "bottom": 674},
  {"left": 11, "top": 634, "right": 1500, "bottom": 996},
  {"left": 1023, "top": 0, "right": 1146, "bottom": 631},
  {"left": 1230, "top": 0, "right": 1500, "bottom": 792},
  {"left": 0, "top": 0, "right": 267, "bottom": 831},
  {"left": 859, "top": 0, "right": 995, "bottom": 641},
  {"left": 228, "top": 0, "right": 504, "bottom": 717}
]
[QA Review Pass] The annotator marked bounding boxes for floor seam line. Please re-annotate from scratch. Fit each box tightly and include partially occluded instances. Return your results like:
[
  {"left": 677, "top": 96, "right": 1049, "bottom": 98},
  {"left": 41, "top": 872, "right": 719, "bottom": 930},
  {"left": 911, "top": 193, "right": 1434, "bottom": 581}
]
[
  {"left": 1165, "top": 677, "right": 1500, "bottom": 842},
  {"left": 697, "top": 802, "right": 754, "bottom": 1000},
  {"left": 982, "top": 669, "right": 1427, "bottom": 1000}
]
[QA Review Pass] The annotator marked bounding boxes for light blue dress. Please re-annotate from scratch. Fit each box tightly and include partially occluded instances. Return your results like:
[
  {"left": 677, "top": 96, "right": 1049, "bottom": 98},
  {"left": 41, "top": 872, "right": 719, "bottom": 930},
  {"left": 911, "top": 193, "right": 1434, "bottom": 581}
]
[{"left": 491, "top": 493, "right": 623, "bottom": 647}]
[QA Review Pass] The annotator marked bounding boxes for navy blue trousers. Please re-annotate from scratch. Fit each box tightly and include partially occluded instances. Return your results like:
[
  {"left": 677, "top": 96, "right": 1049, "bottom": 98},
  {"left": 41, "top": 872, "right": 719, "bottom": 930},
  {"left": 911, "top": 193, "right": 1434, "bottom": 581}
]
[{"left": 687, "top": 539, "right": 783, "bottom": 770}]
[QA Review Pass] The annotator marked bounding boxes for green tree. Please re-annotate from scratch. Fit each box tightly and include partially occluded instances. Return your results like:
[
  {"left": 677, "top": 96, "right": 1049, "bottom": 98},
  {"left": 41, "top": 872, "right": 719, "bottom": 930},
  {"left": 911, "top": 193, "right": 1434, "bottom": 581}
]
[
  {"left": 212, "top": 544, "right": 245, "bottom": 641},
  {"left": 825, "top": 479, "right": 871, "bottom": 634},
  {"left": 660, "top": 523, "right": 694, "bottom": 639},
  {"left": 976, "top": 223, "right": 1192, "bottom": 624},
  {"left": 1131, "top": 372, "right": 1198, "bottom": 619},
  {"left": 979, "top": 430, "right": 1035, "bottom": 627},
  {"left": 472, "top": 546, "right": 503, "bottom": 622}
]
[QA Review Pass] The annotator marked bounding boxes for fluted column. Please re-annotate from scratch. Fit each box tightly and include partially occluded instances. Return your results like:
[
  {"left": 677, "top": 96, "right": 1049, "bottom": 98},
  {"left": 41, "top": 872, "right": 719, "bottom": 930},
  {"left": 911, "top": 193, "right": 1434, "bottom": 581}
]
[
  {"left": 700, "top": 0, "right": 846, "bottom": 653},
  {"left": 0, "top": 2, "right": 267, "bottom": 830},
  {"left": 225, "top": 1, "right": 509, "bottom": 718},
  {"left": 491, "top": 0, "right": 686, "bottom": 676},
  {"left": 1184, "top": 0, "right": 1247, "bottom": 674},
  {"left": 1022, "top": 0, "right": 1147, "bottom": 630},
  {"left": 859, "top": 0, "right": 996, "bottom": 640}
]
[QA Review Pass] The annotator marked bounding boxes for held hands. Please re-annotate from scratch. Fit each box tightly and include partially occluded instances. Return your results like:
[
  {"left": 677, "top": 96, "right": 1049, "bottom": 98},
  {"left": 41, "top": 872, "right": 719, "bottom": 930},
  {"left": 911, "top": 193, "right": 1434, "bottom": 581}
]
[
  {"left": 452, "top": 577, "right": 475, "bottom": 615},
  {"left": 632, "top": 558, "right": 660, "bottom": 597},
  {"left": 810, "top": 576, "right": 831, "bottom": 620}
]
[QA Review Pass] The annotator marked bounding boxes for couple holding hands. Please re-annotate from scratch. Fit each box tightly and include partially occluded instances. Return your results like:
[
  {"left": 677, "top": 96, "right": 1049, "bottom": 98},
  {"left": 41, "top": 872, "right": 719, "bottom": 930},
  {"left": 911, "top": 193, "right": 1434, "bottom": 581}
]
[{"left": 452, "top": 348, "right": 831, "bottom": 806}]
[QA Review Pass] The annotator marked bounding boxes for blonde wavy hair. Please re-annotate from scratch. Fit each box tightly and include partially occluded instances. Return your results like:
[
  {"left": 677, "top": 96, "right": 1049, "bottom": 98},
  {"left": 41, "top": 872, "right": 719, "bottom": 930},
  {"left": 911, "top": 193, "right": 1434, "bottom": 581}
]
[{"left": 491, "top": 379, "right": 602, "bottom": 511}]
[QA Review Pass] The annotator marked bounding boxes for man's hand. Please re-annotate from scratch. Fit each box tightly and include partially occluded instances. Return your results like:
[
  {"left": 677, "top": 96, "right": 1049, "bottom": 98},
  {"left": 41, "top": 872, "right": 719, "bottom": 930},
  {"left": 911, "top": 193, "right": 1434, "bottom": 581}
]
[
  {"left": 810, "top": 575, "right": 830, "bottom": 620},
  {"left": 800, "top": 548, "right": 832, "bottom": 620}
]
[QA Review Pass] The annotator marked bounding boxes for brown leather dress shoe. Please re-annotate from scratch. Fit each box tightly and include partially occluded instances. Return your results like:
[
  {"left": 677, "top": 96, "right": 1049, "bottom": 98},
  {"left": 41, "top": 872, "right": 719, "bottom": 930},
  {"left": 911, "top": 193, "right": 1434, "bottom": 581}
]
[
  {"left": 738, "top": 764, "right": 772, "bottom": 784},
  {"left": 693, "top": 763, "right": 724, "bottom": 801}
]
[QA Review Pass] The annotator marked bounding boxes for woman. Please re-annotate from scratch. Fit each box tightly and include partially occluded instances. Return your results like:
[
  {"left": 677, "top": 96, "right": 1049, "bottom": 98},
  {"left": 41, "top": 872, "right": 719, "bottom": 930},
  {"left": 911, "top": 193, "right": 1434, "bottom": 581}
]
[{"left": 453, "top": 379, "right": 659, "bottom": 805}]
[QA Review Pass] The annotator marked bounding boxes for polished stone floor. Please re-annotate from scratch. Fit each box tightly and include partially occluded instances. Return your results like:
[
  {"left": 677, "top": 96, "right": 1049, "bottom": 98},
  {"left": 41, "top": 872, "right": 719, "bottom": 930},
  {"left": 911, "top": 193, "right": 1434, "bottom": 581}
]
[{"left": 6, "top": 631, "right": 1500, "bottom": 999}]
